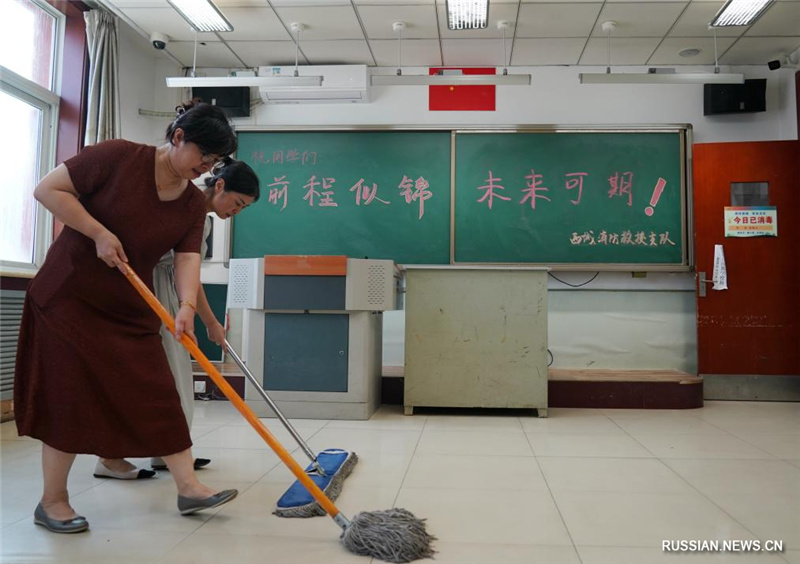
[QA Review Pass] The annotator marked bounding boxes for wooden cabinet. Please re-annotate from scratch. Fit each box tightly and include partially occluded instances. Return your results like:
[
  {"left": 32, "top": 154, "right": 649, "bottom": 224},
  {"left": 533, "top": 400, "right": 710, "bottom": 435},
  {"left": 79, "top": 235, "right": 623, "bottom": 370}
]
[{"left": 403, "top": 267, "right": 549, "bottom": 417}]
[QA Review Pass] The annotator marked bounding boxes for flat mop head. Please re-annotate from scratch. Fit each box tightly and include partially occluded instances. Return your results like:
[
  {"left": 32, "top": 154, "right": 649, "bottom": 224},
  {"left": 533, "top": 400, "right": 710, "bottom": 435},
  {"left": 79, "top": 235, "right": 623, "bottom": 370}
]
[{"left": 274, "top": 449, "right": 358, "bottom": 518}]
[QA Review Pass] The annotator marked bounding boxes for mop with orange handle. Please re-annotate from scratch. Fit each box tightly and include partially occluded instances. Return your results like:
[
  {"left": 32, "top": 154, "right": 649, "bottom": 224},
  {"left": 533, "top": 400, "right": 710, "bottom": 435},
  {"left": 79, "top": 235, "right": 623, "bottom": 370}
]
[{"left": 122, "top": 264, "right": 435, "bottom": 563}]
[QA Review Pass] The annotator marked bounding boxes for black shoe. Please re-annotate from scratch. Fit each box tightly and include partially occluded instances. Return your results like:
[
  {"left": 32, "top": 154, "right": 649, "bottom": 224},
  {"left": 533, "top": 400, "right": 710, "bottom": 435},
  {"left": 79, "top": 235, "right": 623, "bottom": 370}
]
[
  {"left": 152, "top": 458, "right": 212, "bottom": 471},
  {"left": 177, "top": 489, "right": 238, "bottom": 516},
  {"left": 93, "top": 460, "right": 156, "bottom": 480}
]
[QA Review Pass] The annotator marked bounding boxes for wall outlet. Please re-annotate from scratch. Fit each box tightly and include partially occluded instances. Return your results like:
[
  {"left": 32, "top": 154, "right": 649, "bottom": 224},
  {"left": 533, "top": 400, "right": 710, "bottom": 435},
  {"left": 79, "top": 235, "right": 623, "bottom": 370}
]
[{"left": 194, "top": 381, "right": 206, "bottom": 394}]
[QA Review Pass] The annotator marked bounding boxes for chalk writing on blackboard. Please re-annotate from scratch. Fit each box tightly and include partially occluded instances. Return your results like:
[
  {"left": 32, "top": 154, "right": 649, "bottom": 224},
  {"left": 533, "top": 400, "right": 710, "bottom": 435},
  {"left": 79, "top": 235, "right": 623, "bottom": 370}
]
[
  {"left": 252, "top": 149, "right": 317, "bottom": 165},
  {"left": 263, "top": 174, "right": 435, "bottom": 219},
  {"left": 477, "top": 171, "right": 511, "bottom": 210},
  {"left": 520, "top": 169, "right": 551, "bottom": 210},
  {"left": 565, "top": 172, "right": 587, "bottom": 205},
  {"left": 475, "top": 169, "right": 668, "bottom": 216},
  {"left": 645, "top": 178, "right": 667, "bottom": 217},
  {"left": 570, "top": 230, "right": 676, "bottom": 246},
  {"left": 608, "top": 172, "right": 634, "bottom": 206},
  {"left": 267, "top": 175, "right": 289, "bottom": 210},
  {"left": 399, "top": 176, "right": 433, "bottom": 219},
  {"left": 351, "top": 179, "right": 390, "bottom": 206},
  {"left": 303, "top": 175, "right": 338, "bottom": 207}
]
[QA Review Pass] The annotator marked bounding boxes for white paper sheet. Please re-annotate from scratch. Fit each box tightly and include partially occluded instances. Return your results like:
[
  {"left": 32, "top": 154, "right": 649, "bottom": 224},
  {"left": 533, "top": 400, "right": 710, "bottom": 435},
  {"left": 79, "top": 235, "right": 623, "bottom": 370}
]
[{"left": 712, "top": 244, "right": 728, "bottom": 291}]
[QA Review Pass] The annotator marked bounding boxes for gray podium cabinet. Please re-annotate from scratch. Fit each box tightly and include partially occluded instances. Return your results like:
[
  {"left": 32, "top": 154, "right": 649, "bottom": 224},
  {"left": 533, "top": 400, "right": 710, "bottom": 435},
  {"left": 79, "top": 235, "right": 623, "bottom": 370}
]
[
  {"left": 403, "top": 266, "right": 549, "bottom": 417},
  {"left": 230, "top": 257, "right": 397, "bottom": 421}
]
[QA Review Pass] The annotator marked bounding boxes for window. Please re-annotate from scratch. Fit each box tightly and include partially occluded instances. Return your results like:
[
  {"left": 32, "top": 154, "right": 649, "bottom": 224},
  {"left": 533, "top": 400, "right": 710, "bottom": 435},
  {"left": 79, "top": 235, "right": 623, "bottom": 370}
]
[{"left": 0, "top": 0, "right": 62, "bottom": 276}]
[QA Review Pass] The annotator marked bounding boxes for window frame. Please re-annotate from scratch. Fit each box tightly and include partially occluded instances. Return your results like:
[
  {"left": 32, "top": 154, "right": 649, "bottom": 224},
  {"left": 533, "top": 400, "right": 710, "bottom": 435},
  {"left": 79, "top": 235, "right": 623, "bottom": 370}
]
[{"left": 0, "top": 0, "right": 64, "bottom": 277}]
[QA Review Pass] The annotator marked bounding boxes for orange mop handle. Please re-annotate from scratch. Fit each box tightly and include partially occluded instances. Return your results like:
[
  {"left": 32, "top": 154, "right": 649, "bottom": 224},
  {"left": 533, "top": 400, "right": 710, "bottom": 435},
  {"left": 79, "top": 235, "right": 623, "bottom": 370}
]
[{"left": 122, "top": 264, "right": 340, "bottom": 518}]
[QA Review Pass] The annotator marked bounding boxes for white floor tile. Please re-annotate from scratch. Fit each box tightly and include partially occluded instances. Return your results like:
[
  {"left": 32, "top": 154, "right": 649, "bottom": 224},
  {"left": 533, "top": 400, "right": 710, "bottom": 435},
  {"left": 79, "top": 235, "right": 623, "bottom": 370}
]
[
  {"left": 395, "top": 488, "right": 572, "bottom": 546},
  {"left": 0, "top": 439, "right": 41, "bottom": 462},
  {"left": 3, "top": 399, "right": 798, "bottom": 564},
  {"left": 326, "top": 405, "right": 427, "bottom": 430},
  {"left": 305, "top": 428, "right": 423, "bottom": 457},
  {"left": 633, "top": 432, "right": 776, "bottom": 459},
  {"left": 553, "top": 490, "right": 758, "bottom": 547},
  {"left": 156, "top": 532, "right": 368, "bottom": 564},
  {"left": 0, "top": 422, "right": 37, "bottom": 441},
  {"left": 577, "top": 545, "right": 789, "bottom": 563},
  {"left": 702, "top": 492, "right": 800, "bottom": 549},
  {"left": 539, "top": 457, "right": 695, "bottom": 493},
  {"left": 730, "top": 432, "right": 800, "bottom": 459},
  {"left": 424, "top": 415, "right": 525, "bottom": 433},
  {"left": 663, "top": 458, "right": 800, "bottom": 497},
  {"left": 403, "top": 454, "right": 549, "bottom": 491},
  {"left": 417, "top": 430, "right": 534, "bottom": 456},
  {"left": 526, "top": 433, "right": 653, "bottom": 458},
  {"left": 188, "top": 447, "right": 283, "bottom": 482},
  {"left": 430, "top": 542, "right": 581, "bottom": 563},
  {"left": 784, "top": 549, "right": 800, "bottom": 563},
  {"left": 191, "top": 424, "right": 319, "bottom": 451},
  {"left": 521, "top": 413, "right": 627, "bottom": 435},
  {"left": 612, "top": 415, "right": 733, "bottom": 437},
  {"left": 1, "top": 520, "right": 188, "bottom": 564}
]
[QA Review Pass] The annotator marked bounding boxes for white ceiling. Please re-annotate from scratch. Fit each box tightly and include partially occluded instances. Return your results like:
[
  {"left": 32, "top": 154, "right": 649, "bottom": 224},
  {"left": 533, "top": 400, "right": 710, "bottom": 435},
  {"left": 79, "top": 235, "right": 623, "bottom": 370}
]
[{"left": 100, "top": 0, "right": 800, "bottom": 69}]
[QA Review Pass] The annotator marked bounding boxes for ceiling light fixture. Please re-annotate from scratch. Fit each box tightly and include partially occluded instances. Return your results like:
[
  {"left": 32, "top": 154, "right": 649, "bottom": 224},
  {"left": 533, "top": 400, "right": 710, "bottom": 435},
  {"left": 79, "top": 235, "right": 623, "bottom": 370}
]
[
  {"left": 166, "top": 21, "right": 322, "bottom": 89},
  {"left": 371, "top": 20, "right": 530, "bottom": 86},
  {"left": 710, "top": 0, "right": 773, "bottom": 27},
  {"left": 579, "top": 21, "right": 744, "bottom": 85},
  {"left": 165, "top": 76, "right": 322, "bottom": 88},
  {"left": 166, "top": 0, "right": 233, "bottom": 33},
  {"left": 446, "top": 0, "right": 489, "bottom": 30}
]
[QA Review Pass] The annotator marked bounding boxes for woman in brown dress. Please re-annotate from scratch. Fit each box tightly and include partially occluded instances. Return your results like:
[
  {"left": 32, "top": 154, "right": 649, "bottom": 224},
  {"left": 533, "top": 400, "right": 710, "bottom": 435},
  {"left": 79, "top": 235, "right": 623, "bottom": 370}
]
[{"left": 14, "top": 102, "right": 240, "bottom": 533}]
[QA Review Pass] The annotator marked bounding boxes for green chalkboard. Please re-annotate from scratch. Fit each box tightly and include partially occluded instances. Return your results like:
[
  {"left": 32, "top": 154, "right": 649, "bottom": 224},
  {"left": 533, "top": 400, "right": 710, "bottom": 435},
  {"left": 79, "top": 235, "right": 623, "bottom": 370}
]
[
  {"left": 234, "top": 131, "right": 451, "bottom": 264},
  {"left": 454, "top": 131, "right": 686, "bottom": 265},
  {"left": 195, "top": 283, "right": 227, "bottom": 362}
]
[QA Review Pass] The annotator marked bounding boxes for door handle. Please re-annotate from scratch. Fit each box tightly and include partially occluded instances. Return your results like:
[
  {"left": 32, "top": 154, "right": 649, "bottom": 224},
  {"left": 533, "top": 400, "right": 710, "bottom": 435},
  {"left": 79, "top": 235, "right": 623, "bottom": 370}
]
[{"left": 697, "top": 271, "right": 713, "bottom": 298}]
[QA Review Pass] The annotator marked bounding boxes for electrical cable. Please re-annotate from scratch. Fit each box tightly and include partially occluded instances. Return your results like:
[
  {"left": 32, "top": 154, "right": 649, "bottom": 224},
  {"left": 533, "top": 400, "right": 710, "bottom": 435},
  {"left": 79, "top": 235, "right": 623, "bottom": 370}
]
[{"left": 548, "top": 271, "right": 600, "bottom": 288}]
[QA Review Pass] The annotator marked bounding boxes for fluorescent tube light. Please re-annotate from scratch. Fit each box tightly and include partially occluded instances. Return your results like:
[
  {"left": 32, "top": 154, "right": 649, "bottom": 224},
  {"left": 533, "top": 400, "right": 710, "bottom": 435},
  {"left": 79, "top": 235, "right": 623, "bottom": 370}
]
[
  {"left": 579, "top": 72, "right": 745, "bottom": 84},
  {"left": 710, "top": 0, "right": 773, "bottom": 27},
  {"left": 372, "top": 74, "right": 530, "bottom": 86},
  {"left": 446, "top": 0, "right": 489, "bottom": 30},
  {"left": 166, "top": 76, "right": 323, "bottom": 88},
  {"left": 167, "top": 0, "right": 233, "bottom": 32}
]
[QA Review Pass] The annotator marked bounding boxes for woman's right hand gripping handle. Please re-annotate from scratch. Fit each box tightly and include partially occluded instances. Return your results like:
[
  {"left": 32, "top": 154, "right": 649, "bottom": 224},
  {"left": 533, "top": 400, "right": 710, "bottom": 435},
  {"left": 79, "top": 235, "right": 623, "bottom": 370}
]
[{"left": 93, "top": 229, "right": 129, "bottom": 273}]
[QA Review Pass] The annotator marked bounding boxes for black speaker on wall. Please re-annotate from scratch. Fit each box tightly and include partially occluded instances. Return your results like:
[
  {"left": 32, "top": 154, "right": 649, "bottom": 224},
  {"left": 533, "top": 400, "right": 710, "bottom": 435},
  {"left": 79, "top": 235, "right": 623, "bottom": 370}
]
[
  {"left": 191, "top": 86, "right": 250, "bottom": 118},
  {"left": 703, "top": 79, "right": 766, "bottom": 115}
]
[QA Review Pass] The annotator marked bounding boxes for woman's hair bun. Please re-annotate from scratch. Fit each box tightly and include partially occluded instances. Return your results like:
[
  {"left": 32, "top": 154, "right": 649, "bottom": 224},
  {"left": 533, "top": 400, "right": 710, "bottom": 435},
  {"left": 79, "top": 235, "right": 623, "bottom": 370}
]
[{"left": 175, "top": 97, "right": 203, "bottom": 116}]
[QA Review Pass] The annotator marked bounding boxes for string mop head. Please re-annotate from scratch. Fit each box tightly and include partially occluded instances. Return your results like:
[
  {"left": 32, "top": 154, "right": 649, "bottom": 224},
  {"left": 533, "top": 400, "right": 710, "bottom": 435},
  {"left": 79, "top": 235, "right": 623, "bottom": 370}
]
[{"left": 340, "top": 508, "right": 436, "bottom": 563}]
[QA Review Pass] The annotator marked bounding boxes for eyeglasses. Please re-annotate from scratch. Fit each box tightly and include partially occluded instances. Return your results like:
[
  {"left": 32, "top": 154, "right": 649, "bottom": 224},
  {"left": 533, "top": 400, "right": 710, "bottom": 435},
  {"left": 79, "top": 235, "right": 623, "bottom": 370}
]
[{"left": 200, "top": 152, "right": 222, "bottom": 166}]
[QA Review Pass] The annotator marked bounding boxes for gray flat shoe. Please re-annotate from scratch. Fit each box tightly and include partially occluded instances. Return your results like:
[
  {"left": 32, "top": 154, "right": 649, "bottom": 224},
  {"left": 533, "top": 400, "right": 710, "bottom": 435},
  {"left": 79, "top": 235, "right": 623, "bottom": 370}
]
[
  {"left": 33, "top": 503, "right": 89, "bottom": 534},
  {"left": 178, "top": 489, "right": 238, "bottom": 516},
  {"left": 93, "top": 460, "right": 156, "bottom": 480}
]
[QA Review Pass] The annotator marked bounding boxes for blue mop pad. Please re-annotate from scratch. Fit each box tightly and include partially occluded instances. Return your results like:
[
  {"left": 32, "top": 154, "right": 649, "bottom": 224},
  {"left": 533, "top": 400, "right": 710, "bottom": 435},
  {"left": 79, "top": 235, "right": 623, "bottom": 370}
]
[{"left": 274, "top": 448, "right": 358, "bottom": 518}]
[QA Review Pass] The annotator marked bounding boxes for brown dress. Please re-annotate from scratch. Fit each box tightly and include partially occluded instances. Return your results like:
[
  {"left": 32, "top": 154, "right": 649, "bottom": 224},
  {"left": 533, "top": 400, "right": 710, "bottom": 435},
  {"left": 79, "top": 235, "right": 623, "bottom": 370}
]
[{"left": 14, "top": 139, "right": 206, "bottom": 458}]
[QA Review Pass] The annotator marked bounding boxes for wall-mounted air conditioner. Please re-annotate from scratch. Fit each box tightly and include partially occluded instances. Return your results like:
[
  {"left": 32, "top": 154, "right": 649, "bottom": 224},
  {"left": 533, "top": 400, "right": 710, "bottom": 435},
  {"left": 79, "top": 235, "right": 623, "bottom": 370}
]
[{"left": 257, "top": 65, "right": 369, "bottom": 104}]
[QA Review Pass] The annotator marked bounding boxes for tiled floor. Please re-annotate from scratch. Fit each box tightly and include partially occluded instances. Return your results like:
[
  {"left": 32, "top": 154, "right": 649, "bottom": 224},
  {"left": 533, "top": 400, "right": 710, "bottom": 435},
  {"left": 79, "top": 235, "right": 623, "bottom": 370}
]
[{"left": 1, "top": 401, "right": 799, "bottom": 564}]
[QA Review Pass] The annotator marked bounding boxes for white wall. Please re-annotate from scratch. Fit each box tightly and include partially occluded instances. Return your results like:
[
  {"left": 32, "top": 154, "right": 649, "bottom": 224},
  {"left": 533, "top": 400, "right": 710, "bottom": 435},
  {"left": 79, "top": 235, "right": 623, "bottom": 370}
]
[
  {"left": 237, "top": 65, "right": 797, "bottom": 143},
  {"left": 116, "top": 29, "right": 798, "bottom": 374},
  {"left": 116, "top": 24, "right": 182, "bottom": 145}
]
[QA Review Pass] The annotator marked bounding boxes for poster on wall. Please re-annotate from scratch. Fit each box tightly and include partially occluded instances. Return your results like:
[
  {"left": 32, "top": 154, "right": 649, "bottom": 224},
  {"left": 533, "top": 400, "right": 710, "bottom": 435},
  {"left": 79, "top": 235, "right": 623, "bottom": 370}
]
[{"left": 724, "top": 206, "right": 777, "bottom": 237}]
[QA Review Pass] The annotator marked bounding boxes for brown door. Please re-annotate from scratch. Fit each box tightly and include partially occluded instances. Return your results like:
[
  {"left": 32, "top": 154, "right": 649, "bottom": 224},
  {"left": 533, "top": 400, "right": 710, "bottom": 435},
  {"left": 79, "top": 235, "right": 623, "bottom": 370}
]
[{"left": 693, "top": 140, "right": 800, "bottom": 377}]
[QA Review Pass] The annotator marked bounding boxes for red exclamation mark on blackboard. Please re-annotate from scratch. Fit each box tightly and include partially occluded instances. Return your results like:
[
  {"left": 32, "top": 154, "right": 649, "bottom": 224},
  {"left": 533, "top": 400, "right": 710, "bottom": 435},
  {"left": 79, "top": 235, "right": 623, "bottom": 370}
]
[{"left": 645, "top": 178, "right": 666, "bottom": 217}]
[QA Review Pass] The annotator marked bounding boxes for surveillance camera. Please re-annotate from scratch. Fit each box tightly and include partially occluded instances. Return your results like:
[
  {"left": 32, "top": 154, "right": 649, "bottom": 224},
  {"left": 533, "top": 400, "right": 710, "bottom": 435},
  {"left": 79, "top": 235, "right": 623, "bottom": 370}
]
[
  {"left": 767, "top": 59, "right": 781, "bottom": 71},
  {"left": 150, "top": 32, "right": 169, "bottom": 50}
]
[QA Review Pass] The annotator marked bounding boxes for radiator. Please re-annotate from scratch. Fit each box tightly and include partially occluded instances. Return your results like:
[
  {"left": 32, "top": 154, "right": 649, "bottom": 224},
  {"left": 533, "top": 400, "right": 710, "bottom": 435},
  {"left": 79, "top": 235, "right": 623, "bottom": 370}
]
[{"left": 0, "top": 290, "right": 25, "bottom": 401}]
